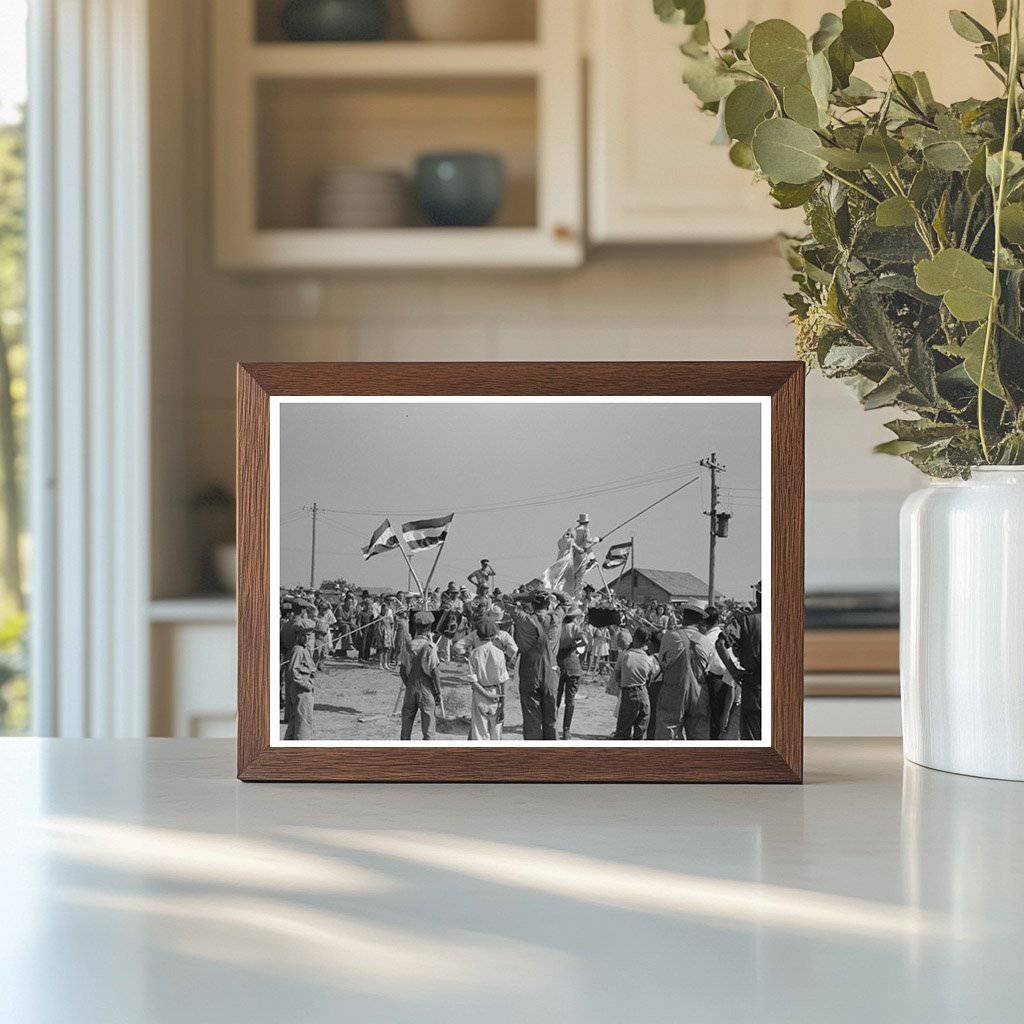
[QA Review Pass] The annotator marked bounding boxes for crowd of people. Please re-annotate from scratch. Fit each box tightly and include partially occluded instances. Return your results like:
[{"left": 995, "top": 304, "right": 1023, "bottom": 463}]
[{"left": 279, "top": 563, "right": 762, "bottom": 744}]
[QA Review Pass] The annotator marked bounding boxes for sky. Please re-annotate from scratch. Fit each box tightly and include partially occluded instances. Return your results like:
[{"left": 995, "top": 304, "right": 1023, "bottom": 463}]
[{"left": 278, "top": 399, "right": 764, "bottom": 600}]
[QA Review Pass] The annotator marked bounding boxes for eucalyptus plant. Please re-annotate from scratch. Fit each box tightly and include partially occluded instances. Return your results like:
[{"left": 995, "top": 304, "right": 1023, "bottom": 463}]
[{"left": 659, "top": 0, "right": 1024, "bottom": 475}]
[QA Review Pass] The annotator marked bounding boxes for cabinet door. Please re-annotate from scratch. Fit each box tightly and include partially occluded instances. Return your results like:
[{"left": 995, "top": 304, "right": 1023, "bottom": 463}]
[
  {"left": 588, "top": 1, "right": 813, "bottom": 243},
  {"left": 588, "top": 1, "right": 1002, "bottom": 245}
]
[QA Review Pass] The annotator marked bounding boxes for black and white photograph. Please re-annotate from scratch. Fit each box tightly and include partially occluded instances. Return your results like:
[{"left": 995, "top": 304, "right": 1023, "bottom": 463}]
[{"left": 271, "top": 397, "right": 769, "bottom": 745}]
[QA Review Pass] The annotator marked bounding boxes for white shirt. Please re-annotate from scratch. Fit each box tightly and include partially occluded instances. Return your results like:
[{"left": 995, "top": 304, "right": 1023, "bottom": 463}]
[
  {"left": 467, "top": 641, "right": 510, "bottom": 693},
  {"left": 704, "top": 625, "right": 736, "bottom": 685}
]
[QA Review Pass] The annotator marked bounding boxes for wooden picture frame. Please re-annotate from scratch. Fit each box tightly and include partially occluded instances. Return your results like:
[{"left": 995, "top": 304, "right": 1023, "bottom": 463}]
[{"left": 237, "top": 362, "right": 804, "bottom": 782}]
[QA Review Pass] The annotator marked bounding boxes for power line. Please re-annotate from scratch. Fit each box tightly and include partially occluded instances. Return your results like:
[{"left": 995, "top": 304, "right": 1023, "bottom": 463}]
[{"left": 317, "top": 461, "right": 700, "bottom": 518}]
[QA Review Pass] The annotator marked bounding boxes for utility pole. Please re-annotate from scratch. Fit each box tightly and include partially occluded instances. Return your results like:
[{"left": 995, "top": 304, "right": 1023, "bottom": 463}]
[
  {"left": 700, "top": 453, "right": 725, "bottom": 604},
  {"left": 305, "top": 501, "right": 318, "bottom": 588}
]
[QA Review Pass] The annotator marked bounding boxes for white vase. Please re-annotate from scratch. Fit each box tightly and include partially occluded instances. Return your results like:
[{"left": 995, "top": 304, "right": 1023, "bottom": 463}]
[{"left": 900, "top": 467, "right": 1024, "bottom": 780}]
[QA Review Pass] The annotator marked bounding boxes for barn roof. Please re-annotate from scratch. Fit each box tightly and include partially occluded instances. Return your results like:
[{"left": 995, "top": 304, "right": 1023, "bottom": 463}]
[{"left": 624, "top": 568, "right": 713, "bottom": 599}]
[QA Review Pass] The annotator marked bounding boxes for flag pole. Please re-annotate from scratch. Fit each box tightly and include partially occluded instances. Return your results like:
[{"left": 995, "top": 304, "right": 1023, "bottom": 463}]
[
  {"left": 422, "top": 519, "right": 453, "bottom": 595},
  {"left": 389, "top": 518, "right": 425, "bottom": 596}
]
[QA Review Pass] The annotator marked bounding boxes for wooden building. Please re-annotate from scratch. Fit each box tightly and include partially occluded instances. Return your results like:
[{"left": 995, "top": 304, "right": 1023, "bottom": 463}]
[{"left": 610, "top": 568, "right": 716, "bottom": 606}]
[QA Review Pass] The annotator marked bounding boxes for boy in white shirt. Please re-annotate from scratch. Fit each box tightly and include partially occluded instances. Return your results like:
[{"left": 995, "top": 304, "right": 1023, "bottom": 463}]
[{"left": 466, "top": 618, "right": 510, "bottom": 741}]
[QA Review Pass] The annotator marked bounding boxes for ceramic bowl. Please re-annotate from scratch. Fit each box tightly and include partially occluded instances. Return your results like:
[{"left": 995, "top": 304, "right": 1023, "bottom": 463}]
[
  {"left": 281, "top": 0, "right": 388, "bottom": 42},
  {"left": 415, "top": 152, "right": 505, "bottom": 227}
]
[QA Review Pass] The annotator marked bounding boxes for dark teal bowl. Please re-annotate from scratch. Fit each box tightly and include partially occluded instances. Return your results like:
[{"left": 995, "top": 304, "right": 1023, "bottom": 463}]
[
  {"left": 415, "top": 152, "right": 505, "bottom": 228},
  {"left": 281, "top": 0, "right": 388, "bottom": 42}
]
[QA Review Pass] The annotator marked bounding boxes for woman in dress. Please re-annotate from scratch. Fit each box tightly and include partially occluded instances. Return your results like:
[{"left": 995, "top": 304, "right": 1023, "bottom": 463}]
[{"left": 378, "top": 599, "right": 397, "bottom": 670}]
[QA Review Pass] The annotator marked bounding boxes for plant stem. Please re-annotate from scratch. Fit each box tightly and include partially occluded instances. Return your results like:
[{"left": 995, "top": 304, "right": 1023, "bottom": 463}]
[
  {"left": 880, "top": 54, "right": 930, "bottom": 121},
  {"left": 821, "top": 167, "right": 879, "bottom": 203},
  {"left": 979, "top": 0, "right": 1021, "bottom": 463}
]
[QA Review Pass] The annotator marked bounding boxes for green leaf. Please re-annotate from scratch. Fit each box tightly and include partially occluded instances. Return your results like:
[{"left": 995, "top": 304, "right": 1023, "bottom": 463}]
[
  {"left": 836, "top": 75, "right": 877, "bottom": 105},
  {"left": 752, "top": 117, "right": 827, "bottom": 184},
  {"left": 948, "top": 10, "right": 993, "bottom": 44},
  {"left": 860, "top": 133, "right": 905, "bottom": 172},
  {"left": 681, "top": 0, "right": 705, "bottom": 25},
  {"left": 909, "top": 165, "right": 936, "bottom": 205},
  {"left": 884, "top": 419, "right": 963, "bottom": 443},
  {"left": 892, "top": 72, "right": 919, "bottom": 102},
  {"left": 912, "top": 71, "right": 935, "bottom": 105},
  {"left": 728, "top": 140, "right": 757, "bottom": 169},
  {"left": 875, "top": 196, "right": 918, "bottom": 228},
  {"left": 874, "top": 439, "right": 922, "bottom": 456},
  {"left": 724, "top": 20, "right": 755, "bottom": 53},
  {"left": 688, "top": 20, "right": 710, "bottom": 47},
  {"left": 827, "top": 35, "right": 855, "bottom": 89},
  {"left": 814, "top": 146, "right": 872, "bottom": 170},
  {"left": 653, "top": 0, "right": 676, "bottom": 23},
  {"left": 654, "top": 0, "right": 705, "bottom": 25},
  {"left": 923, "top": 140, "right": 973, "bottom": 171},
  {"left": 842, "top": 1, "right": 895, "bottom": 60},
  {"left": 783, "top": 83, "right": 822, "bottom": 129},
  {"left": 723, "top": 81, "right": 775, "bottom": 143},
  {"left": 915, "top": 249, "right": 994, "bottom": 321},
  {"left": 986, "top": 150, "right": 1024, "bottom": 191},
  {"left": 748, "top": 19, "right": 810, "bottom": 87},
  {"left": 807, "top": 51, "right": 833, "bottom": 110},
  {"left": 967, "top": 143, "right": 993, "bottom": 193},
  {"left": 681, "top": 55, "right": 736, "bottom": 103},
  {"left": 862, "top": 374, "right": 902, "bottom": 410},
  {"left": 1000, "top": 202, "right": 1024, "bottom": 242},
  {"left": 959, "top": 324, "right": 1006, "bottom": 398},
  {"left": 810, "top": 12, "right": 843, "bottom": 54},
  {"left": 932, "top": 190, "right": 950, "bottom": 247},
  {"left": 770, "top": 179, "right": 820, "bottom": 209}
]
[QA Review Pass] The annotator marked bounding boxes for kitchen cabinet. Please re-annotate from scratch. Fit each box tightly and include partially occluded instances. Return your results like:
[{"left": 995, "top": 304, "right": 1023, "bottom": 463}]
[
  {"left": 587, "top": 0, "right": 999, "bottom": 244},
  {"left": 588, "top": 1, "right": 811, "bottom": 243},
  {"left": 211, "top": 0, "right": 584, "bottom": 269}
]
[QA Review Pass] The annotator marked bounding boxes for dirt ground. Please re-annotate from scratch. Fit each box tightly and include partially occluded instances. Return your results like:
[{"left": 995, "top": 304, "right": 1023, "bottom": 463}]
[{"left": 280, "top": 652, "right": 625, "bottom": 741}]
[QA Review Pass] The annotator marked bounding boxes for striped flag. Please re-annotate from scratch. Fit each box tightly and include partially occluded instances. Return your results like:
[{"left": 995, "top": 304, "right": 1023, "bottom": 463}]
[
  {"left": 362, "top": 519, "right": 399, "bottom": 560},
  {"left": 602, "top": 541, "right": 633, "bottom": 570},
  {"left": 401, "top": 513, "right": 454, "bottom": 552}
]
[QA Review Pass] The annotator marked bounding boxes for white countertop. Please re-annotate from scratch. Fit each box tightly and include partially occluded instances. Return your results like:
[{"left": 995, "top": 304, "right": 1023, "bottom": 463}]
[{"left": 1, "top": 738, "right": 1021, "bottom": 1023}]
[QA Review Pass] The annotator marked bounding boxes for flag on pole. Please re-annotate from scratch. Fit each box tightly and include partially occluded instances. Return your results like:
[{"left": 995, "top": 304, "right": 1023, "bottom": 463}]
[
  {"left": 602, "top": 540, "right": 633, "bottom": 570},
  {"left": 401, "top": 514, "right": 454, "bottom": 552},
  {"left": 361, "top": 519, "right": 399, "bottom": 560}
]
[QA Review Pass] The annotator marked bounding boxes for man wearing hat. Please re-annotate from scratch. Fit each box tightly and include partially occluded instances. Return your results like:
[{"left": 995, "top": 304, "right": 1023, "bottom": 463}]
[
  {"left": 507, "top": 590, "right": 567, "bottom": 740},
  {"left": 465, "top": 617, "right": 510, "bottom": 741},
  {"left": 652, "top": 598, "right": 713, "bottom": 740},
  {"left": 283, "top": 620, "right": 317, "bottom": 740},
  {"left": 400, "top": 611, "right": 444, "bottom": 740},
  {"left": 556, "top": 602, "right": 585, "bottom": 740},
  {"left": 467, "top": 558, "right": 496, "bottom": 596},
  {"left": 569, "top": 513, "right": 598, "bottom": 595}
]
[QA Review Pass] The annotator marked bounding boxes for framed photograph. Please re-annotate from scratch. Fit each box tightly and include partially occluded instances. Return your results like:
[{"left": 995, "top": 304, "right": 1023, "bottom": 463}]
[{"left": 237, "top": 362, "right": 804, "bottom": 782}]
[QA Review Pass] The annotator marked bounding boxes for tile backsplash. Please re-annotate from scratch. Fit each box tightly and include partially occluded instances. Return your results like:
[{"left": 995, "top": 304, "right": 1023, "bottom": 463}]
[{"left": 168, "top": 247, "right": 918, "bottom": 595}]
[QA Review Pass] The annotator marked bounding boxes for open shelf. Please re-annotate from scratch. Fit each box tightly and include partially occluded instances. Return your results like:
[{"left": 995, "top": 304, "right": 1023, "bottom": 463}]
[
  {"left": 213, "top": 0, "right": 581, "bottom": 268},
  {"left": 248, "top": 41, "right": 544, "bottom": 78},
  {"left": 257, "top": 76, "right": 538, "bottom": 232},
  {"left": 254, "top": 0, "right": 538, "bottom": 45}
]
